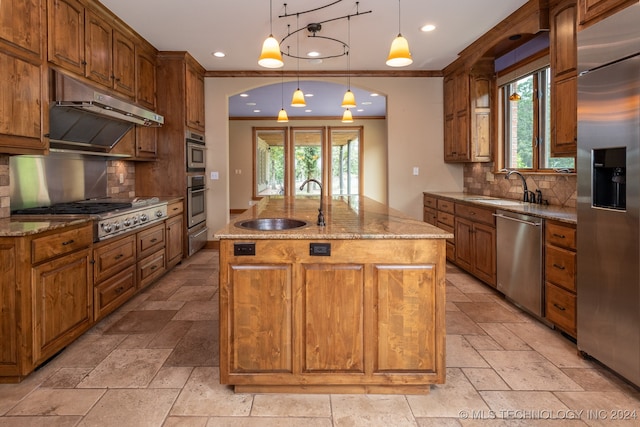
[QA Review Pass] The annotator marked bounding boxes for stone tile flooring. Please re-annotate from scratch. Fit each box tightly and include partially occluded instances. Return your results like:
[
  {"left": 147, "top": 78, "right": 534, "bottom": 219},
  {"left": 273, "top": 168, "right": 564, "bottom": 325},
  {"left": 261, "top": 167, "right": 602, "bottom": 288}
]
[{"left": 1, "top": 249, "right": 638, "bottom": 426}]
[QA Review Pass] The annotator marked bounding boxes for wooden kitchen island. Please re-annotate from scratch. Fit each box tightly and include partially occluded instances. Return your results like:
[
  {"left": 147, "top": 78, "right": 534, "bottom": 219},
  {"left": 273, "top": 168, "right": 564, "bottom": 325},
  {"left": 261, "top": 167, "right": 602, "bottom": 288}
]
[{"left": 215, "top": 196, "right": 452, "bottom": 394}]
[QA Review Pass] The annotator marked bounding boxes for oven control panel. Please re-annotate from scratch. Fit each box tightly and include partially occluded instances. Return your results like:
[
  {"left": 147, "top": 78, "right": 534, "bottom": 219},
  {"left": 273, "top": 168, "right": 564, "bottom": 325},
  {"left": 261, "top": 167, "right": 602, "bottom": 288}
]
[{"left": 97, "top": 202, "right": 168, "bottom": 241}]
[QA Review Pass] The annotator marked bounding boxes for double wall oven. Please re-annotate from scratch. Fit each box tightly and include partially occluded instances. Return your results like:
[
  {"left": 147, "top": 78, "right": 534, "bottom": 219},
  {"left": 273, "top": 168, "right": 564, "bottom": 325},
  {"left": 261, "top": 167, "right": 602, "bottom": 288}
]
[{"left": 185, "top": 131, "right": 208, "bottom": 256}]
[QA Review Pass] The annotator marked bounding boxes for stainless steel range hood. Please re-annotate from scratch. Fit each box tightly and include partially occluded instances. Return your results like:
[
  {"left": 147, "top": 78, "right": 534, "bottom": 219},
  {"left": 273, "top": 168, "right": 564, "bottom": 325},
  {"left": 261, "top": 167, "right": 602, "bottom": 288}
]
[{"left": 49, "top": 73, "right": 164, "bottom": 153}]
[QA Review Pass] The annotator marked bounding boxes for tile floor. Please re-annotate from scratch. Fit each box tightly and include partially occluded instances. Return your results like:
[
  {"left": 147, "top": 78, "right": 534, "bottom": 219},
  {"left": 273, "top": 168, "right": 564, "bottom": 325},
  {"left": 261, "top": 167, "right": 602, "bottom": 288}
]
[{"left": 1, "top": 249, "right": 638, "bottom": 426}]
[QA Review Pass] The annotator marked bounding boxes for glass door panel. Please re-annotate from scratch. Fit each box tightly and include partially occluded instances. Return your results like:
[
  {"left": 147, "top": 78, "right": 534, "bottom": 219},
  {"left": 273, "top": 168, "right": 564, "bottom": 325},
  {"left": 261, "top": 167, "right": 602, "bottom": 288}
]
[
  {"left": 254, "top": 128, "right": 286, "bottom": 197},
  {"left": 292, "top": 128, "right": 324, "bottom": 196},
  {"left": 330, "top": 128, "right": 361, "bottom": 196}
]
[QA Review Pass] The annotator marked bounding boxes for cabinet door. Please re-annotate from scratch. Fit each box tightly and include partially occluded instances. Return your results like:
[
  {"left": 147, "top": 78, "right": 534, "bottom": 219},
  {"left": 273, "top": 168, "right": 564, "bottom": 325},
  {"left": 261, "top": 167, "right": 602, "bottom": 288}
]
[
  {"left": 472, "top": 222, "right": 496, "bottom": 287},
  {"left": 551, "top": 76, "right": 577, "bottom": 156},
  {"left": 0, "top": 0, "right": 43, "bottom": 56},
  {"left": 135, "top": 126, "right": 157, "bottom": 159},
  {"left": 302, "top": 264, "right": 364, "bottom": 372},
  {"left": 84, "top": 9, "right": 112, "bottom": 87},
  {"left": 454, "top": 217, "right": 473, "bottom": 271},
  {"left": 226, "top": 264, "right": 293, "bottom": 374},
  {"left": 32, "top": 248, "right": 92, "bottom": 364},
  {"left": 136, "top": 47, "right": 157, "bottom": 110},
  {"left": 0, "top": 51, "right": 47, "bottom": 153},
  {"left": 47, "top": 0, "right": 85, "bottom": 75},
  {"left": 551, "top": 1, "right": 578, "bottom": 80},
  {"left": 185, "top": 61, "right": 205, "bottom": 131},
  {"left": 165, "top": 214, "right": 184, "bottom": 268},
  {"left": 375, "top": 264, "right": 438, "bottom": 372},
  {"left": 112, "top": 29, "right": 135, "bottom": 97},
  {"left": 0, "top": 244, "right": 18, "bottom": 375},
  {"left": 578, "top": 0, "right": 636, "bottom": 28}
]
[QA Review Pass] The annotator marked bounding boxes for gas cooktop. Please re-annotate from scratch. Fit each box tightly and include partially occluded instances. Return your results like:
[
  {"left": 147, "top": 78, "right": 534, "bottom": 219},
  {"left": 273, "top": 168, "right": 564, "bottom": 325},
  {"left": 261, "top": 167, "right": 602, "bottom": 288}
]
[{"left": 12, "top": 201, "right": 132, "bottom": 215}]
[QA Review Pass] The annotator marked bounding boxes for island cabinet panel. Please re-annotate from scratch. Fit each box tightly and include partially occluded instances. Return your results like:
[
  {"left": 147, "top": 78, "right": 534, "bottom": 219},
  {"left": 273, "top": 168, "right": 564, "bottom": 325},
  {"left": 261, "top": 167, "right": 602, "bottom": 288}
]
[
  {"left": 0, "top": 244, "right": 18, "bottom": 375},
  {"left": 228, "top": 264, "right": 293, "bottom": 374},
  {"left": 302, "top": 264, "right": 364, "bottom": 373},
  {"left": 375, "top": 265, "right": 437, "bottom": 372},
  {"left": 219, "top": 235, "right": 446, "bottom": 394}
]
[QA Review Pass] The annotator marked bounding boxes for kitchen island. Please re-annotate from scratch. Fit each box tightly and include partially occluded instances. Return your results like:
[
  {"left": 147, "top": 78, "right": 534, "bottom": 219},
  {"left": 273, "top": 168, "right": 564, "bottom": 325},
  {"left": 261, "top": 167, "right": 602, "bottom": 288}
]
[{"left": 215, "top": 196, "right": 452, "bottom": 394}]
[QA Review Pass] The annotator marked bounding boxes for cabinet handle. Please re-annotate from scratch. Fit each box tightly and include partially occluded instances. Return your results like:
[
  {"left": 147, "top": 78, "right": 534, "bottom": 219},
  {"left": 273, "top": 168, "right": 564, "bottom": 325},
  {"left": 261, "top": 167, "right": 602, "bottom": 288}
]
[
  {"left": 151, "top": 265, "right": 157, "bottom": 270},
  {"left": 115, "top": 286, "right": 124, "bottom": 294},
  {"left": 172, "top": 207, "right": 179, "bottom": 211},
  {"left": 553, "top": 233, "right": 566, "bottom": 239},
  {"left": 114, "top": 254, "right": 124, "bottom": 260},
  {"left": 553, "top": 303, "right": 566, "bottom": 311},
  {"left": 150, "top": 238, "right": 158, "bottom": 243},
  {"left": 61, "top": 239, "right": 75, "bottom": 246},
  {"left": 553, "top": 263, "right": 566, "bottom": 270}
]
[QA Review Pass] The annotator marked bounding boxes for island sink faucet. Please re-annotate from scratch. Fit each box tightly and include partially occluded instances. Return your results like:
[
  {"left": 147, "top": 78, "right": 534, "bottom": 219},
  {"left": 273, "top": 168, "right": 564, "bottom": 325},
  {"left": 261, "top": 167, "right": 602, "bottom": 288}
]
[
  {"left": 504, "top": 170, "right": 534, "bottom": 202},
  {"left": 299, "top": 179, "right": 326, "bottom": 226}
]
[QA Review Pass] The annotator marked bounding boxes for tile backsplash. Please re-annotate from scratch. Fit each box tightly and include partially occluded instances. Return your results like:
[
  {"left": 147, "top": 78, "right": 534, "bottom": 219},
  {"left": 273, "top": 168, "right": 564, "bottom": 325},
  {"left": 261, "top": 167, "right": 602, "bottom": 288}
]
[
  {"left": 464, "top": 162, "right": 577, "bottom": 208},
  {"left": 107, "top": 160, "right": 136, "bottom": 199}
]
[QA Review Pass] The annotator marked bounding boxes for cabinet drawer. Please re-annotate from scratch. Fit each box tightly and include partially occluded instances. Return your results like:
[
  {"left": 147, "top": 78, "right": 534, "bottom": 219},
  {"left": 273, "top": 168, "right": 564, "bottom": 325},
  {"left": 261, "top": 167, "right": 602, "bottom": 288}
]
[
  {"left": 423, "top": 195, "right": 437, "bottom": 209},
  {"left": 437, "top": 221, "right": 455, "bottom": 243},
  {"left": 94, "top": 265, "right": 136, "bottom": 321},
  {"left": 545, "top": 245, "right": 576, "bottom": 291},
  {"left": 137, "top": 223, "right": 165, "bottom": 259},
  {"left": 93, "top": 235, "right": 136, "bottom": 283},
  {"left": 167, "top": 200, "right": 184, "bottom": 217},
  {"left": 545, "top": 282, "right": 576, "bottom": 336},
  {"left": 424, "top": 207, "right": 437, "bottom": 225},
  {"left": 446, "top": 241, "right": 456, "bottom": 261},
  {"left": 138, "top": 249, "right": 166, "bottom": 289},
  {"left": 546, "top": 221, "right": 576, "bottom": 250},
  {"left": 437, "top": 211, "right": 455, "bottom": 228},
  {"left": 455, "top": 203, "right": 494, "bottom": 225},
  {"left": 32, "top": 224, "right": 93, "bottom": 264},
  {"left": 437, "top": 199, "right": 455, "bottom": 214}
]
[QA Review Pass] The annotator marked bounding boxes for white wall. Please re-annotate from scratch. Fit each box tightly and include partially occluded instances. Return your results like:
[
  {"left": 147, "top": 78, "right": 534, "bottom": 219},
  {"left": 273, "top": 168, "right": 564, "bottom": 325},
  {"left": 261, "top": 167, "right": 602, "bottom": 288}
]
[{"left": 204, "top": 76, "right": 463, "bottom": 237}]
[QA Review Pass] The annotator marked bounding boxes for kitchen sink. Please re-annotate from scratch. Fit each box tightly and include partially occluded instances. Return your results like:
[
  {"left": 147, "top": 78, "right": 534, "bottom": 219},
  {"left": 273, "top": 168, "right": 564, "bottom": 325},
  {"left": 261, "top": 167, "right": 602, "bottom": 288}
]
[{"left": 235, "top": 218, "right": 308, "bottom": 231}]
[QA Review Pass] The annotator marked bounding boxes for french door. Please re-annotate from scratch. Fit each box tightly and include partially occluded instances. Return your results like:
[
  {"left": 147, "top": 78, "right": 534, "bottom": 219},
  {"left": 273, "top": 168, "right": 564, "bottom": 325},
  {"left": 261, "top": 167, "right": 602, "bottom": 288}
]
[{"left": 253, "top": 126, "right": 362, "bottom": 198}]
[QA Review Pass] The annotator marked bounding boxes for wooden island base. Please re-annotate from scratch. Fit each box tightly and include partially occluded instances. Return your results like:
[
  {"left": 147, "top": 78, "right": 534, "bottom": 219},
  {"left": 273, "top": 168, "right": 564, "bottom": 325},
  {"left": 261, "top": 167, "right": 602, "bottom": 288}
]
[{"left": 216, "top": 197, "right": 450, "bottom": 394}]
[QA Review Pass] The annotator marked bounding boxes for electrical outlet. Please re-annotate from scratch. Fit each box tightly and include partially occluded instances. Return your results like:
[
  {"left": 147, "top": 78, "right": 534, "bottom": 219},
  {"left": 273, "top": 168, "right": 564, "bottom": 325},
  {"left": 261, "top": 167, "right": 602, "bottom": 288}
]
[{"left": 119, "top": 173, "right": 124, "bottom": 184}]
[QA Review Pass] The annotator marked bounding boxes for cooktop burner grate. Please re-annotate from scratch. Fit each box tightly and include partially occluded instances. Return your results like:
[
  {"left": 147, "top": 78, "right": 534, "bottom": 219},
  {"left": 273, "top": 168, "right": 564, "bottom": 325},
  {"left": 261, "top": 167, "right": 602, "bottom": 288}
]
[{"left": 12, "top": 201, "right": 132, "bottom": 215}]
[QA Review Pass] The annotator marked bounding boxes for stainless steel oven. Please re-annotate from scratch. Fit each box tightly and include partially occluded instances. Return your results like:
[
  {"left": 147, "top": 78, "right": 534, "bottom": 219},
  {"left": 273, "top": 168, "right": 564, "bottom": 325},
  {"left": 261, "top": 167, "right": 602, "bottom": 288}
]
[
  {"left": 186, "top": 130, "right": 206, "bottom": 172},
  {"left": 187, "top": 175, "right": 206, "bottom": 228}
]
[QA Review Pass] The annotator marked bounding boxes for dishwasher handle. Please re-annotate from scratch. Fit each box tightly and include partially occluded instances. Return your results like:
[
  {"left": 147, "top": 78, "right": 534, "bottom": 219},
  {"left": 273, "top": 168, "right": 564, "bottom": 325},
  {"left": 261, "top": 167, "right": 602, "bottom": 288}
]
[{"left": 493, "top": 213, "right": 542, "bottom": 227}]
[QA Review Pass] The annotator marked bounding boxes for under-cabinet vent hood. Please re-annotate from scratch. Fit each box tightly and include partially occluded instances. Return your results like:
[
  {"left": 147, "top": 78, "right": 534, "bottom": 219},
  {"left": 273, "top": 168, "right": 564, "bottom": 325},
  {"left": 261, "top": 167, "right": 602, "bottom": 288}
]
[{"left": 49, "top": 74, "right": 164, "bottom": 153}]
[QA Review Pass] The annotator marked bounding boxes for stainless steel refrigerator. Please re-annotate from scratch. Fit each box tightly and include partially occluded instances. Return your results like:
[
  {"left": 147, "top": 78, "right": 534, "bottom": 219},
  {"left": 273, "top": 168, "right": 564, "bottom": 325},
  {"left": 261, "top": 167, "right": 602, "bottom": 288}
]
[{"left": 577, "top": 3, "right": 640, "bottom": 388}]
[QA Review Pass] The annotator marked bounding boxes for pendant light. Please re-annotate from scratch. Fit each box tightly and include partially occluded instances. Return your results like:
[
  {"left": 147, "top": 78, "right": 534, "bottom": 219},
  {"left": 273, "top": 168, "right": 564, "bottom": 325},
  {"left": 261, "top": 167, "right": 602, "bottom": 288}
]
[
  {"left": 342, "top": 109, "right": 353, "bottom": 123},
  {"left": 277, "top": 70, "right": 289, "bottom": 122},
  {"left": 291, "top": 17, "right": 306, "bottom": 107},
  {"left": 258, "top": 0, "right": 284, "bottom": 68},
  {"left": 341, "top": 16, "right": 357, "bottom": 109},
  {"left": 386, "top": 0, "right": 412, "bottom": 67}
]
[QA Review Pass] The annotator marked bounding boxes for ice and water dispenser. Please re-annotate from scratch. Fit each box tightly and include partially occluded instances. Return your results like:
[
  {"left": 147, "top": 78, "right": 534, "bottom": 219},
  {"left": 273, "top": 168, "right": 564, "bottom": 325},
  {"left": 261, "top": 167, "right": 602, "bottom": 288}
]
[{"left": 592, "top": 147, "right": 626, "bottom": 210}]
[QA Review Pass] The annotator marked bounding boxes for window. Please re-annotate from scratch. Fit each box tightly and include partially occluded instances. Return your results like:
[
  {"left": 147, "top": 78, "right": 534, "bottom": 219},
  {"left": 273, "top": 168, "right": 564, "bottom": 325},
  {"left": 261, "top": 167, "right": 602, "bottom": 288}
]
[{"left": 500, "top": 66, "right": 575, "bottom": 171}]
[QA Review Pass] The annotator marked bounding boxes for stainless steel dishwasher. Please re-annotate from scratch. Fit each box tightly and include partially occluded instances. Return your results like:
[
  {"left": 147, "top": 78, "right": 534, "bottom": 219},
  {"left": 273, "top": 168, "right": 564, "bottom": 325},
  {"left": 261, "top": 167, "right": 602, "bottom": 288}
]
[{"left": 494, "top": 210, "right": 544, "bottom": 316}]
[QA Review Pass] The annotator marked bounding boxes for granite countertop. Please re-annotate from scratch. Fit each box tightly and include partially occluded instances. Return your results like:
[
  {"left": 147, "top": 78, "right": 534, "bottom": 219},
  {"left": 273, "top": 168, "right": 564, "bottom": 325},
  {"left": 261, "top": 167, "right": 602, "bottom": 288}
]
[
  {"left": 215, "top": 196, "right": 454, "bottom": 240},
  {"left": 0, "top": 217, "right": 92, "bottom": 238},
  {"left": 424, "top": 192, "right": 577, "bottom": 224}
]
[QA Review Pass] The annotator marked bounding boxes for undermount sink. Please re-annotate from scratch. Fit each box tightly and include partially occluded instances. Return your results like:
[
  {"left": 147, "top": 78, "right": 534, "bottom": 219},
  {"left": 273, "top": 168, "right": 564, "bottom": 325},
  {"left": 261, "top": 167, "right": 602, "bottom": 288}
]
[
  {"left": 473, "top": 199, "right": 526, "bottom": 206},
  {"left": 235, "top": 218, "right": 308, "bottom": 231}
]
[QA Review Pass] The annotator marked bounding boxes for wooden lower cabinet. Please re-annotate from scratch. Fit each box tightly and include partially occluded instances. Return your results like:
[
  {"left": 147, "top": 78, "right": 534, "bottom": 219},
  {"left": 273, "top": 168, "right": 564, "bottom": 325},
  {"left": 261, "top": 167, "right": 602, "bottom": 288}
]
[
  {"left": 220, "top": 239, "right": 446, "bottom": 393},
  {"left": 454, "top": 215, "right": 496, "bottom": 287},
  {"left": 165, "top": 201, "right": 184, "bottom": 269}
]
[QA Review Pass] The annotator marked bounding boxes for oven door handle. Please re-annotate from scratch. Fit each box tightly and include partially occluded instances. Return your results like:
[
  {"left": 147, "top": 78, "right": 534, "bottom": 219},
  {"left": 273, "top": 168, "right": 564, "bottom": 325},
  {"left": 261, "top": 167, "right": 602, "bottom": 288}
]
[{"left": 189, "top": 187, "right": 207, "bottom": 194}]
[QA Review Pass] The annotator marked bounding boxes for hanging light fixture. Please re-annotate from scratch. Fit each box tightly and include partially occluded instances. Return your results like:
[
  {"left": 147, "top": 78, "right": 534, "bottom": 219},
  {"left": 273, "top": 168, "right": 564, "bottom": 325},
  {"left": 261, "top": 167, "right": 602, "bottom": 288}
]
[
  {"left": 341, "top": 16, "right": 357, "bottom": 109},
  {"left": 258, "top": 0, "right": 284, "bottom": 68},
  {"left": 342, "top": 109, "right": 353, "bottom": 123},
  {"left": 386, "top": 0, "right": 412, "bottom": 67},
  {"left": 509, "top": 90, "right": 521, "bottom": 102},
  {"left": 509, "top": 48, "right": 521, "bottom": 102},
  {"left": 291, "top": 17, "right": 306, "bottom": 107},
  {"left": 277, "top": 70, "right": 289, "bottom": 122}
]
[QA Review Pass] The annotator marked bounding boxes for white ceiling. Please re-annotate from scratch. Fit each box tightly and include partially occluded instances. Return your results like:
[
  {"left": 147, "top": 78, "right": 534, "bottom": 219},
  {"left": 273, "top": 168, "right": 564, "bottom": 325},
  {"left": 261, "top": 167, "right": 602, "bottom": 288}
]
[{"left": 100, "top": 0, "right": 529, "bottom": 117}]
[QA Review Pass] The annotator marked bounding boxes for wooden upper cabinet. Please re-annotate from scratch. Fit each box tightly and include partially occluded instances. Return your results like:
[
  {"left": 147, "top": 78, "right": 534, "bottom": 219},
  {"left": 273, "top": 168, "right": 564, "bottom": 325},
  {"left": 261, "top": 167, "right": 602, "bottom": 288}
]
[
  {"left": 136, "top": 47, "right": 157, "bottom": 110},
  {"left": 47, "top": 0, "right": 85, "bottom": 75},
  {"left": 578, "top": 0, "right": 638, "bottom": 28},
  {"left": 0, "top": 0, "right": 43, "bottom": 56},
  {"left": 550, "top": 0, "right": 578, "bottom": 157},
  {"left": 185, "top": 57, "right": 205, "bottom": 132},
  {"left": 0, "top": 0, "right": 48, "bottom": 155},
  {"left": 112, "top": 29, "right": 135, "bottom": 98},
  {"left": 84, "top": 10, "right": 112, "bottom": 88}
]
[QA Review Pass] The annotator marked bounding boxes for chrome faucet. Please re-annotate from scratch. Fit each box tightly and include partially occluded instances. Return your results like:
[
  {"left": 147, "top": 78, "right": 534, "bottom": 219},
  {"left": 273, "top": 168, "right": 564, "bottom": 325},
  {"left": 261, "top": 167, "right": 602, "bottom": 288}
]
[
  {"left": 299, "top": 179, "right": 325, "bottom": 226},
  {"left": 505, "top": 170, "right": 533, "bottom": 202}
]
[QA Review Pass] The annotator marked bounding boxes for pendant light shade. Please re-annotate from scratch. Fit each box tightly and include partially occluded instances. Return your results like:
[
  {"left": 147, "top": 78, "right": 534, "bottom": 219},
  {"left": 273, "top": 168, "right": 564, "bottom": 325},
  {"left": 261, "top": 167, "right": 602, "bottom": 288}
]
[
  {"left": 386, "top": 34, "right": 412, "bottom": 67},
  {"left": 509, "top": 92, "right": 521, "bottom": 102},
  {"left": 259, "top": 35, "right": 284, "bottom": 68},
  {"left": 341, "top": 90, "right": 356, "bottom": 109},
  {"left": 277, "top": 108, "right": 289, "bottom": 122},
  {"left": 386, "top": 0, "right": 412, "bottom": 67},
  {"left": 342, "top": 109, "right": 353, "bottom": 123},
  {"left": 291, "top": 88, "right": 306, "bottom": 107}
]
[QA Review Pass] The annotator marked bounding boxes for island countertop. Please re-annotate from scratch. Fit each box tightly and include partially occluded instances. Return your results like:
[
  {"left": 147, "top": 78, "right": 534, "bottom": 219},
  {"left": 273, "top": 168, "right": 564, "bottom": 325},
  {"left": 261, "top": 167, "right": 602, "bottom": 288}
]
[{"left": 215, "top": 196, "right": 453, "bottom": 240}]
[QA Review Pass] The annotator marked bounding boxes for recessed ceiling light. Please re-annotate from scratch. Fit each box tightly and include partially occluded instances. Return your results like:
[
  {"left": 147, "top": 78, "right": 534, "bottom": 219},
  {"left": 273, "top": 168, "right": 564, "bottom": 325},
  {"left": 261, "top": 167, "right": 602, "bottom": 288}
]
[
  {"left": 239, "top": 93, "right": 249, "bottom": 97},
  {"left": 246, "top": 102, "right": 256, "bottom": 106},
  {"left": 362, "top": 101, "right": 372, "bottom": 105},
  {"left": 305, "top": 109, "right": 312, "bottom": 113},
  {"left": 307, "top": 51, "right": 321, "bottom": 57},
  {"left": 421, "top": 24, "right": 436, "bottom": 32},
  {"left": 357, "top": 109, "right": 364, "bottom": 112},
  {"left": 305, "top": 93, "right": 314, "bottom": 97},
  {"left": 370, "top": 93, "right": 380, "bottom": 97},
  {"left": 212, "top": 51, "right": 226, "bottom": 57},
  {"left": 253, "top": 109, "right": 261, "bottom": 113}
]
